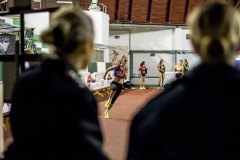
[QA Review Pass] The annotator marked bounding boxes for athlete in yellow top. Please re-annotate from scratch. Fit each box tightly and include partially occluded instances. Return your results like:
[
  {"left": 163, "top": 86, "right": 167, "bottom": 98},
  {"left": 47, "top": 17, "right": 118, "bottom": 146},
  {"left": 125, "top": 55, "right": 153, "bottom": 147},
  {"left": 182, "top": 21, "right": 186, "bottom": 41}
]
[{"left": 173, "top": 60, "right": 184, "bottom": 79}]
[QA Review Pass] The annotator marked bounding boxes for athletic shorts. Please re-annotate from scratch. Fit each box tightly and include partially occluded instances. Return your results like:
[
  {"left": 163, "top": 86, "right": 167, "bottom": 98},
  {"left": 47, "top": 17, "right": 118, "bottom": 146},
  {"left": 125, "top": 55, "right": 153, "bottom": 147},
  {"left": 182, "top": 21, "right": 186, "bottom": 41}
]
[
  {"left": 141, "top": 73, "right": 146, "bottom": 77},
  {"left": 110, "top": 81, "right": 123, "bottom": 91}
]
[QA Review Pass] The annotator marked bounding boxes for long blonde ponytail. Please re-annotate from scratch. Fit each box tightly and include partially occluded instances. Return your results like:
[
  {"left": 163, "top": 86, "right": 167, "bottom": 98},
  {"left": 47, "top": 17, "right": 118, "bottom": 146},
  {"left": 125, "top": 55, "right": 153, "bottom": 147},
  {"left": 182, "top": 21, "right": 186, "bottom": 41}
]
[{"left": 188, "top": 2, "right": 240, "bottom": 63}]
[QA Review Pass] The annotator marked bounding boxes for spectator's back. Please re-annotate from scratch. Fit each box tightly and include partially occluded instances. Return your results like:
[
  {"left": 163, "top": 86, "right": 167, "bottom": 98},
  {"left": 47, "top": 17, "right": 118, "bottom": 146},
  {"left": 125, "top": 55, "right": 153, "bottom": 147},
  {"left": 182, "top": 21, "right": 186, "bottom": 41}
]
[{"left": 128, "top": 2, "right": 240, "bottom": 160}]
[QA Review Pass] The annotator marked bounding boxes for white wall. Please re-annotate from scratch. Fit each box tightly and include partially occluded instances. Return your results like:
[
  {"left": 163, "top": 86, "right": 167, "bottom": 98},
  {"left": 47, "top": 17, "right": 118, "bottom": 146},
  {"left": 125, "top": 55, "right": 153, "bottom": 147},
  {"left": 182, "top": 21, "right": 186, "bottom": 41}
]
[
  {"left": 109, "top": 30, "right": 130, "bottom": 48},
  {"left": 24, "top": 12, "right": 50, "bottom": 35},
  {"left": 97, "top": 62, "right": 106, "bottom": 72},
  {"left": 182, "top": 29, "right": 193, "bottom": 50},
  {"left": 110, "top": 28, "right": 194, "bottom": 51},
  {"left": 0, "top": 17, "right": 13, "bottom": 25},
  {"left": 109, "top": 27, "right": 201, "bottom": 85},
  {"left": 85, "top": 11, "right": 109, "bottom": 63},
  {"left": 110, "top": 29, "right": 174, "bottom": 50},
  {"left": 24, "top": 11, "right": 110, "bottom": 46},
  {"left": 131, "top": 29, "right": 174, "bottom": 50},
  {"left": 104, "top": 49, "right": 109, "bottom": 62}
]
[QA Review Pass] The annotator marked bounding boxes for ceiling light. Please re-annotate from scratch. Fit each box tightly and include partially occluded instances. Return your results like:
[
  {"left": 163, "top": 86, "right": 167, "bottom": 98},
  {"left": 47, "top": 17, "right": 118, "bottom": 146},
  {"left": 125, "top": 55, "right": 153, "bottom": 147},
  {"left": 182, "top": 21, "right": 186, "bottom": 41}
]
[
  {"left": 56, "top": 1, "right": 73, "bottom": 4},
  {"left": 0, "top": 0, "right": 8, "bottom": 4}
]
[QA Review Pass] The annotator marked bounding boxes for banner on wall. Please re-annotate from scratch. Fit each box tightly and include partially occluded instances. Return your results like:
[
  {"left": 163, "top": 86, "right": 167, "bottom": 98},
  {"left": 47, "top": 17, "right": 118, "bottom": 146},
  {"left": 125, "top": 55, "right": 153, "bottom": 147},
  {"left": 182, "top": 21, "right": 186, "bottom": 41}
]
[
  {"left": 80, "top": 71, "right": 111, "bottom": 91},
  {"left": 0, "top": 34, "right": 16, "bottom": 55},
  {"left": 80, "top": 46, "right": 129, "bottom": 91},
  {"left": 109, "top": 46, "right": 128, "bottom": 65},
  {"left": 109, "top": 46, "right": 129, "bottom": 81}
]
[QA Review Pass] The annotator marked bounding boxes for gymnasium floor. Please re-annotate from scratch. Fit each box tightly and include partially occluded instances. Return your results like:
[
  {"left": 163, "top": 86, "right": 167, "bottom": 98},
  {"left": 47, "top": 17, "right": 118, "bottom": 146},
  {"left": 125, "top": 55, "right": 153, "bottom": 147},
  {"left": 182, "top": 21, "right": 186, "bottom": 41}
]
[{"left": 98, "top": 88, "right": 162, "bottom": 160}]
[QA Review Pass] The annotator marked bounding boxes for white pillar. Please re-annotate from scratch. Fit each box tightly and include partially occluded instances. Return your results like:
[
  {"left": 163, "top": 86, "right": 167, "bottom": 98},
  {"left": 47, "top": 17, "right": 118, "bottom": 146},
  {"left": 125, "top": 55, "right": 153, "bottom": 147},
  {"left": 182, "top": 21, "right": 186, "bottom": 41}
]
[
  {"left": 173, "top": 28, "right": 183, "bottom": 50},
  {"left": 104, "top": 49, "right": 109, "bottom": 62}
]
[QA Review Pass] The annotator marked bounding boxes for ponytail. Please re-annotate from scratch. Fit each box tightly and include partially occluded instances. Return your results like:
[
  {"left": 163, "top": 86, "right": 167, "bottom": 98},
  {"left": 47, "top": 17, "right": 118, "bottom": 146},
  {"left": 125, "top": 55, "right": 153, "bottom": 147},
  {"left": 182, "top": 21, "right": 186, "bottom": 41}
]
[
  {"left": 200, "top": 36, "right": 232, "bottom": 61},
  {"left": 188, "top": 2, "right": 240, "bottom": 63}
]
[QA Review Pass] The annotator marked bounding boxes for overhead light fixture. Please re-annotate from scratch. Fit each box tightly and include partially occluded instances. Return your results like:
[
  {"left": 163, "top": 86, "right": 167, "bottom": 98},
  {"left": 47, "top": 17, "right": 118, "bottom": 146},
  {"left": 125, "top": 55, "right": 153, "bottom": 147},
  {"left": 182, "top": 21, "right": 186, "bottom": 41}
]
[
  {"left": 150, "top": 53, "right": 155, "bottom": 56},
  {"left": 56, "top": 0, "right": 72, "bottom": 4},
  {"left": 0, "top": 0, "right": 8, "bottom": 4}
]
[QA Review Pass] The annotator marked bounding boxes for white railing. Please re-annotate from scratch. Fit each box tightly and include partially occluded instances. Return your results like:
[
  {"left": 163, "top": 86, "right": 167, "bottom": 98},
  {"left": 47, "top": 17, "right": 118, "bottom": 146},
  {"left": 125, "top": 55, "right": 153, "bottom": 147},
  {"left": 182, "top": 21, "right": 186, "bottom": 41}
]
[{"left": 78, "top": 2, "right": 107, "bottom": 13}]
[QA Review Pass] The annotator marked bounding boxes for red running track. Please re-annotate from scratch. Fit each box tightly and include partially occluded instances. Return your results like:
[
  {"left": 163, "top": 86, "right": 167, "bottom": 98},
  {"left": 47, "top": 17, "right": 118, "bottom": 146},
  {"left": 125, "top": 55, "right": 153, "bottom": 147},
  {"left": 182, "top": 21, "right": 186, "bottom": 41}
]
[
  {"left": 3, "top": 88, "right": 162, "bottom": 159},
  {"left": 98, "top": 88, "right": 162, "bottom": 160}
]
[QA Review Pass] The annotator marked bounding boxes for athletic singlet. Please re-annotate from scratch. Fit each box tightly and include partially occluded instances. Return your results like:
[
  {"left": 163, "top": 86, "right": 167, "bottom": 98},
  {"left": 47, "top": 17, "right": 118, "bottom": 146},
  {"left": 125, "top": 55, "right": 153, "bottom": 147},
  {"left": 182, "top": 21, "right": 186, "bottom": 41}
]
[
  {"left": 174, "top": 65, "right": 184, "bottom": 73},
  {"left": 139, "top": 66, "right": 147, "bottom": 74},
  {"left": 159, "top": 64, "right": 165, "bottom": 73},
  {"left": 114, "top": 65, "right": 126, "bottom": 78}
]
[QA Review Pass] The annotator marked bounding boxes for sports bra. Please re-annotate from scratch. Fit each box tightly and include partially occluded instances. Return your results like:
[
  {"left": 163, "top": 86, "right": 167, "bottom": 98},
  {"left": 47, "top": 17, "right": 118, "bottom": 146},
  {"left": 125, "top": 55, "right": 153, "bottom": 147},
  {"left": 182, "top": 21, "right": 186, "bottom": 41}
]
[
  {"left": 159, "top": 64, "right": 165, "bottom": 73},
  {"left": 175, "top": 65, "right": 183, "bottom": 72},
  {"left": 114, "top": 65, "right": 126, "bottom": 78}
]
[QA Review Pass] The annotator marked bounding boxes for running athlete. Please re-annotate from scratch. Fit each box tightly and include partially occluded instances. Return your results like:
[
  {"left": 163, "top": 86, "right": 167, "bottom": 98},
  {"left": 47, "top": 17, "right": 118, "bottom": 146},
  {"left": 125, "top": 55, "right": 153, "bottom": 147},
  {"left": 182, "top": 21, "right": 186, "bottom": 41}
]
[
  {"left": 157, "top": 59, "right": 166, "bottom": 89},
  {"left": 103, "top": 56, "right": 128, "bottom": 119},
  {"left": 173, "top": 60, "right": 184, "bottom": 79},
  {"left": 139, "top": 61, "right": 147, "bottom": 89}
]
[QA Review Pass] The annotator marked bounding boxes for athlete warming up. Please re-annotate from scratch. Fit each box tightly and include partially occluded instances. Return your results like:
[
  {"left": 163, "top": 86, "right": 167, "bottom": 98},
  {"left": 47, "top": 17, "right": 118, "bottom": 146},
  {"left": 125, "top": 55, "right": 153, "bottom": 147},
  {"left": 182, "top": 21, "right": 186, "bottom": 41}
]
[
  {"left": 139, "top": 61, "right": 147, "bottom": 89},
  {"left": 103, "top": 56, "right": 128, "bottom": 119},
  {"left": 157, "top": 59, "right": 166, "bottom": 89},
  {"left": 173, "top": 60, "right": 184, "bottom": 79}
]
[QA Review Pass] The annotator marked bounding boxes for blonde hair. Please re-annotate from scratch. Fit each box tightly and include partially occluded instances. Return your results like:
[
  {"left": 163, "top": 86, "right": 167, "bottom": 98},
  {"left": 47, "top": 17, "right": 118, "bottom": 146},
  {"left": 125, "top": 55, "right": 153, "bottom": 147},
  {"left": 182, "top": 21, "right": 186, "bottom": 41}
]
[
  {"left": 41, "top": 7, "right": 94, "bottom": 56},
  {"left": 187, "top": 2, "right": 240, "bottom": 62}
]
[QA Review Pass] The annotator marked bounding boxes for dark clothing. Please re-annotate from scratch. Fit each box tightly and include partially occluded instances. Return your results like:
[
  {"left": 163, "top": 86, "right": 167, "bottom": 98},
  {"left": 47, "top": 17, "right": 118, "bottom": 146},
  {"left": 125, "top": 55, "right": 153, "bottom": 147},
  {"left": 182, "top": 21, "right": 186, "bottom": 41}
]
[
  {"left": 5, "top": 59, "right": 108, "bottom": 160},
  {"left": 110, "top": 81, "right": 123, "bottom": 104},
  {"left": 158, "top": 64, "right": 166, "bottom": 73},
  {"left": 183, "top": 63, "right": 189, "bottom": 73},
  {"left": 175, "top": 72, "right": 183, "bottom": 79},
  {"left": 128, "top": 63, "right": 240, "bottom": 160},
  {"left": 141, "top": 73, "right": 146, "bottom": 77},
  {"left": 123, "top": 81, "right": 134, "bottom": 89}
]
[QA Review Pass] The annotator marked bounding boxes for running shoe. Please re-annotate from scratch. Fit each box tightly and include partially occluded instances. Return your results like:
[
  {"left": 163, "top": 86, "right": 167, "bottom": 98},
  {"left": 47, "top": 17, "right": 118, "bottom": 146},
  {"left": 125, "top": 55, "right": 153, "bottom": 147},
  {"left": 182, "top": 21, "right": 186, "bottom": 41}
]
[
  {"left": 104, "top": 111, "right": 109, "bottom": 119},
  {"left": 105, "top": 101, "right": 110, "bottom": 109}
]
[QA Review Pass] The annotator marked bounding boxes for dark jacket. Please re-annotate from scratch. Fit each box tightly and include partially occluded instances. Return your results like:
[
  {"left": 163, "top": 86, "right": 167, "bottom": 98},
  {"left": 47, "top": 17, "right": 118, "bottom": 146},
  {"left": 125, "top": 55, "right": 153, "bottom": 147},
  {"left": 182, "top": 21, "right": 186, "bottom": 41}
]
[
  {"left": 4, "top": 59, "right": 108, "bottom": 160},
  {"left": 128, "top": 63, "right": 240, "bottom": 160}
]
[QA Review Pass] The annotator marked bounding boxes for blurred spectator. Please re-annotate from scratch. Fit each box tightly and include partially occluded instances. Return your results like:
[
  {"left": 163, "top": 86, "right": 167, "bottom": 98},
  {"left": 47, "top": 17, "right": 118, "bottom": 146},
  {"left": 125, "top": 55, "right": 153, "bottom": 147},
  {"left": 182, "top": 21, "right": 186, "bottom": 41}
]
[
  {"left": 4, "top": 7, "right": 108, "bottom": 160},
  {"left": 128, "top": 2, "right": 240, "bottom": 160}
]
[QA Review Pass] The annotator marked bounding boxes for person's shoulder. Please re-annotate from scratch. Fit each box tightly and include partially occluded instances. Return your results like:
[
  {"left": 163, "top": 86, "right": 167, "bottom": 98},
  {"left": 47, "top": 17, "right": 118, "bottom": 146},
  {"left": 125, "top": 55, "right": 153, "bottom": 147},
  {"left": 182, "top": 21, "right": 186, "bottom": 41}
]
[
  {"left": 133, "top": 82, "right": 187, "bottom": 126},
  {"left": 64, "top": 70, "right": 95, "bottom": 99},
  {"left": 130, "top": 83, "right": 188, "bottom": 141},
  {"left": 16, "top": 68, "right": 41, "bottom": 85},
  {"left": 142, "top": 84, "right": 186, "bottom": 113}
]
